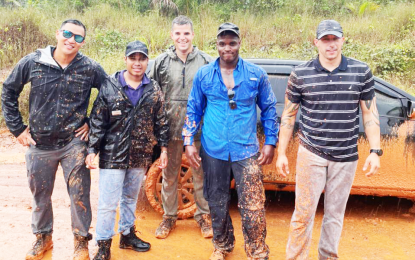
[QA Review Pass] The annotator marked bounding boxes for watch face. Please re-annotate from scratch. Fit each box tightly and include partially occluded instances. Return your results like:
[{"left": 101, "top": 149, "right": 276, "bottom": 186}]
[{"left": 371, "top": 149, "right": 383, "bottom": 156}]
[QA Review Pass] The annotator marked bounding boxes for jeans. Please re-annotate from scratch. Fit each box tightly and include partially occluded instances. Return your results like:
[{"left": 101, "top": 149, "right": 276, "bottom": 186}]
[
  {"left": 25, "top": 136, "right": 91, "bottom": 237},
  {"left": 96, "top": 168, "right": 146, "bottom": 240},
  {"left": 200, "top": 146, "right": 269, "bottom": 260},
  {"left": 286, "top": 145, "right": 358, "bottom": 260}
]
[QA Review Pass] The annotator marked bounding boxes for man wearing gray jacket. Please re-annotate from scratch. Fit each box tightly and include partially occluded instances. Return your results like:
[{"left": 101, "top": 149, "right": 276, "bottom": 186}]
[{"left": 149, "top": 15, "right": 213, "bottom": 239}]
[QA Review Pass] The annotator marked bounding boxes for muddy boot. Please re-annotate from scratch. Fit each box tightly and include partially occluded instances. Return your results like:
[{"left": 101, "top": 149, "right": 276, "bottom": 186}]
[
  {"left": 155, "top": 217, "right": 176, "bottom": 239},
  {"left": 119, "top": 225, "right": 151, "bottom": 252},
  {"left": 73, "top": 233, "right": 92, "bottom": 260},
  {"left": 26, "top": 233, "right": 53, "bottom": 260},
  {"left": 209, "top": 249, "right": 226, "bottom": 260},
  {"left": 197, "top": 214, "right": 213, "bottom": 238},
  {"left": 93, "top": 239, "right": 112, "bottom": 260}
]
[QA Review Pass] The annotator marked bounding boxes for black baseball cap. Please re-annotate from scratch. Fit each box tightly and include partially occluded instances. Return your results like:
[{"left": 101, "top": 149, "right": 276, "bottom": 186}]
[
  {"left": 316, "top": 20, "right": 343, "bottom": 39},
  {"left": 125, "top": 40, "right": 148, "bottom": 58},
  {"left": 217, "top": 22, "right": 240, "bottom": 38}
]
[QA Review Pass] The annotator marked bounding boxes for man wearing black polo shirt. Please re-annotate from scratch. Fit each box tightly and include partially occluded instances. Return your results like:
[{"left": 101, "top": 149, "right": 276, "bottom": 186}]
[{"left": 276, "top": 20, "right": 381, "bottom": 260}]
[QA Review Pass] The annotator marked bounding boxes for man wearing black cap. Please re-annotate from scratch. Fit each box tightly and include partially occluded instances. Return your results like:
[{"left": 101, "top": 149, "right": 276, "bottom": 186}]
[
  {"left": 183, "top": 22, "right": 278, "bottom": 260},
  {"left": 86, "top": 41, "right": 169, "bottom": 260},
  {"left": 276, "top": 20, "right": 381, "bottom": 260}
]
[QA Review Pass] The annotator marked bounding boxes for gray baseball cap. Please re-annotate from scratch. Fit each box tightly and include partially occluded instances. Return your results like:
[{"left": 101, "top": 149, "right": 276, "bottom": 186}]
[
  {"left": 217, "top": 22, "right": 240, "bottom": 38},
  {"left": 125, "top": 40, "right": 149, "bottom": 58},
  {"left": 316, "top": 20, "right": 343, "bottom": 39}
]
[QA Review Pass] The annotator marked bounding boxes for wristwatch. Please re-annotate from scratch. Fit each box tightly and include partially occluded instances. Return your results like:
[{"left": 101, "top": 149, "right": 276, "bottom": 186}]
[{"left": 370, "top": 149, "right": 383, "bottom": 156}]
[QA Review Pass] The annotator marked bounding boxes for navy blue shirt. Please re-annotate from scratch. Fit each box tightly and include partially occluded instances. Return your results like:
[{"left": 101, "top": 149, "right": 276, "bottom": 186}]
[
  {"left": 183, "top": 57, "right": 278, "bottom": 162},
  {"left": 286, "top": 55, "right": 375, "bottom": 162},
  {"left": 118, "top": 70, "right": 150, "bottom": 106}
]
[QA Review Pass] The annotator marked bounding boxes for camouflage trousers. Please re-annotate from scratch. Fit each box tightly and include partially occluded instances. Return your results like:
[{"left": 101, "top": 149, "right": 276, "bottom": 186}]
[
  {"left": 25, "top": 136, "right": 91, "bottom": 237},
  {"left": 200, "top": 146, "right": 269, "bottom": 260},
  {"left": 286, "top": 145, "right": 358, "bottom": 260}
]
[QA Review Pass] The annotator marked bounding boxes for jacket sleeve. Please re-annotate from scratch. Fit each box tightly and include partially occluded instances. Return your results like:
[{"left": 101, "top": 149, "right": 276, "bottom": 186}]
[
  {"left": 256, "top": 69, "right": 279, "bottom": 146},
  {"left": 88, "top": 85, "right": 110, "bottom": 155},
  {"left": 1, "top": 54, "right": 33, "bottom": 137},
  {"left": 182, "top": 69, "right": 206, "bottom": 146},
  {"left": 153, "top": 82, "right": 169, "bottom": 147},
  {"left": 92, "top": 63, "right": 108, "bottom": 90}
]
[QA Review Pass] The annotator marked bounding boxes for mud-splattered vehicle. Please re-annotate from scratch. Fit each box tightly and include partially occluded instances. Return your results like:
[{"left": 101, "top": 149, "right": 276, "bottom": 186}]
[{"left": 144, "top": 59, "right": 415, "bottom": 219}]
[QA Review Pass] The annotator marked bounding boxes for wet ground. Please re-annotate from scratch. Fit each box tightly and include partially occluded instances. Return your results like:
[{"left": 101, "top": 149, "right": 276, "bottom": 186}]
[{"left": 1, "top": 130, "right": 415, "bottom": 260}]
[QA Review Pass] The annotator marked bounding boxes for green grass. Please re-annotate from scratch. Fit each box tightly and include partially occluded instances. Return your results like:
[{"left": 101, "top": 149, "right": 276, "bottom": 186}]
[{"left": 1, "top": 1, "right": 415, "bottom": 127}]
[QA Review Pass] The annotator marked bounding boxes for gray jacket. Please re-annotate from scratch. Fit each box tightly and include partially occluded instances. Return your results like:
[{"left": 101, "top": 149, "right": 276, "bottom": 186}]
[{"left": 149, "top": 45, "right": 213, "bottom": 141}]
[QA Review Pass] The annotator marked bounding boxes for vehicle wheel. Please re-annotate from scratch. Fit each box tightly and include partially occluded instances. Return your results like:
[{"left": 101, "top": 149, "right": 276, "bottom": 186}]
[{"left": 145, "top": 154, "right": 196, "bottom": 219}]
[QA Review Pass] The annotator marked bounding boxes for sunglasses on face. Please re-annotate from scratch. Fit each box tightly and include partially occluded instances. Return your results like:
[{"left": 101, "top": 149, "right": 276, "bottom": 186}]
[
  {"left": 61, "top": 30, "right": 85, "bottom": 43},
  {"left": 227, "top": 89, "right": 237, "bottom": 110}
]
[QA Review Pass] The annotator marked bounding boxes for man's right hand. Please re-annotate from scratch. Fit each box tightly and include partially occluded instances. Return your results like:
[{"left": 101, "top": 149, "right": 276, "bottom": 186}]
[
  {"left": 276, "top": 154, "right": 289, "bottom": 178},
  {"left": 185, "top": 145, "right": 201, "bottom": 169},
  {"left": 17, "top": 127, "right": 36, "bottom": 147},
  {"left": 85, "top": 153, "right": 98, "bottom": 169}
]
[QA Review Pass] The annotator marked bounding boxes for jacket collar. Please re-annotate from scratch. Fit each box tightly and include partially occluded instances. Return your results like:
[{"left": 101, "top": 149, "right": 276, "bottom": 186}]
[
  {"left": 36, "top": 45, "right": 83, "bottom": 69},
  {"left": 167, "top": 45, "right": 199, "bottom": 62},
  {"left": 110, "top": 71, "right": 153, "bottom": 94}
]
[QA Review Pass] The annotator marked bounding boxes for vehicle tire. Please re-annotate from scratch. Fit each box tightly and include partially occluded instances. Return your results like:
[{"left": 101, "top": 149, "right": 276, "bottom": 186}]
[{"left": 145, "top": 154, "right": 197, "bottom": 219}]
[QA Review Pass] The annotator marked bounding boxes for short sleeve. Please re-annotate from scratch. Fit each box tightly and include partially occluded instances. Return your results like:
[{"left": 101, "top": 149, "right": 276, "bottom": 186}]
[
  {"left": 285, "top": 69, "right": 302, "bottom": 103},
  {"left": 360, "top": 66, "right": 375, "bottom": 100}
]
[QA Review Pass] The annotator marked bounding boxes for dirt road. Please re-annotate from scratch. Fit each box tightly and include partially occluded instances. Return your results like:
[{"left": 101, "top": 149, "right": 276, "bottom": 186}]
[{"left": 1, "top": 131, "right": 415, "bottom": 260}]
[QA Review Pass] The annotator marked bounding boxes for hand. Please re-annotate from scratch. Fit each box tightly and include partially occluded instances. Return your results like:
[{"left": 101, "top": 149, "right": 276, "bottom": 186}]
[
  {"left": 276, "top": 154, "right": 289, "bottom": 177},
  {"left": 258, "top": 145, "right": 275, "bottom": 165},
  {"left": 158, "top": 151, "right": 168, "bottom": 169},
  {"left": 17, "top": 127, "right": 36, "bottom": 147},
  {"left": 363, "top": 153, "right": 380, "bottom": 177},
  {"left": 75, "top": 123, "right": 89, "bottom": 141},
  {"left": 85, "top": 153, "right": 98, "bottom": 169},
  {"left": 185, "top": 145, "right": 201, "bottom": 168}
]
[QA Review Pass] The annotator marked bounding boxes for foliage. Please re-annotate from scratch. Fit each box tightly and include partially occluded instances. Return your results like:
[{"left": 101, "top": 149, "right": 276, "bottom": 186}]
[{"left": 1, "top": 0, "right": 415, "bottom": 127}]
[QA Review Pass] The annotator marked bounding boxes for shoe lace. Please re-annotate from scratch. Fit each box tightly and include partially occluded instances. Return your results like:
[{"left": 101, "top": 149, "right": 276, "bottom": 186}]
[{"left": 160, "top": 218, "right": 175, "bottom": 230}]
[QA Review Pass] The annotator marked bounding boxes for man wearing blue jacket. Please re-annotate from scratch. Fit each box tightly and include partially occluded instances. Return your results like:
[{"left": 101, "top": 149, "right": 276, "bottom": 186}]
[{"left": 183, "top": 23, "right": 279, "bottom": 260}]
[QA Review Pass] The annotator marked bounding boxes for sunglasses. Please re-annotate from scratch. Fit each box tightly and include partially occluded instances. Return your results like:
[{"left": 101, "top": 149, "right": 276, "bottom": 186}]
[
  {"left": 61, "top": 30, "right": 85, "bottom": 43},
  {"left": 227, "top": 89, "right": 237, "bottom": 110}
]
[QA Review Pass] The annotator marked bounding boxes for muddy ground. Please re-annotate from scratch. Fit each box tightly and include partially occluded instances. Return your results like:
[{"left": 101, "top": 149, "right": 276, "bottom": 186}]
[{"left": 0, "top": 130, "right": 415, "bottom": 260}]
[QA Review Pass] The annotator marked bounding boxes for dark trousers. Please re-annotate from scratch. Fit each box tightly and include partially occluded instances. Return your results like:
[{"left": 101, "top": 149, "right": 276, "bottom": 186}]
[
  {"left": 200, "top": 146, "right": 269, "bottom": 260},
  {"left": 25, "top": 136, "right": 91, "bottom": 237}
]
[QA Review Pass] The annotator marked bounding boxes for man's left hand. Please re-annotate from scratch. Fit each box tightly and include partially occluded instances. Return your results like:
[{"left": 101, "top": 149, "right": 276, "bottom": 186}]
[
  {"left": 258, "top": 145, "right": 275, "bottom": 165},
  {"left": 75, "top": 123, "right": 89, "bottom": 141},
  {"left": 363, "top": 153, "right": 380, "bottom": 177}
]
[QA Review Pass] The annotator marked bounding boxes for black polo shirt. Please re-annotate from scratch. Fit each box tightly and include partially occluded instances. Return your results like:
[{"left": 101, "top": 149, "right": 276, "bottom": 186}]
[{"left": 286, "top": 55, "right": 375, "bottom": 162}]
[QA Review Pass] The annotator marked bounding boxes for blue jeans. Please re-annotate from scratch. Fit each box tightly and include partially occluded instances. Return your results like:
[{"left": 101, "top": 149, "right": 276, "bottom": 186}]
[{"left": 96, "top": 168, "right": 146, "bottom": 240}]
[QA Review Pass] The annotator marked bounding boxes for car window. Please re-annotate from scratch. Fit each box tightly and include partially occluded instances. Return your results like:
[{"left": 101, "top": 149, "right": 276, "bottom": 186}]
[
  {"left": 268, "top": 74, "right": 289, "bottom": 103},
  {"left": 375, "top": 88, "right": 404, "bottom": 118}
]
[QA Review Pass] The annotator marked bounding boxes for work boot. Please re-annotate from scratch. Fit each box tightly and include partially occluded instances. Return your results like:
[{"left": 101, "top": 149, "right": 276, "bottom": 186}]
[
  {"left": 120, "top": 225, "right": 151, "bottom": 252},
  {"left": 209, "top": 249, "right": 226, "bottom": 260},
  {"left": 93, "top": 239, "right": 112, "bottom": 260},
  {"left": 197, "top": 214, "right": 213, "bottom": 238},
  {"left": 26, "top": 233, "right": 53, "bottom": 260},
  {"left": 155, "top": 217, "right": 176, "bottom": 239},
  {"left": 73, "top": 233, "right": 92, "bottom": 260}
]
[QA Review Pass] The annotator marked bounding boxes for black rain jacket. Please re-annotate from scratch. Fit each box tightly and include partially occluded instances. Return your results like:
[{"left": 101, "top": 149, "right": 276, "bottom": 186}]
[
  {"left": 1, "top": 46, "right": 107, "bottom": 150},
  {"left": 88, "top": 72, "right": 169, "bottom": 169}
]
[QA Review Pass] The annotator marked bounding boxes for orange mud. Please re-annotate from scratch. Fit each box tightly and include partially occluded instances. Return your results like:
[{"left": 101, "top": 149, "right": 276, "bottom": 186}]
[{"left": 1, "top": 131, "right": 415, "bottom": 260}]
